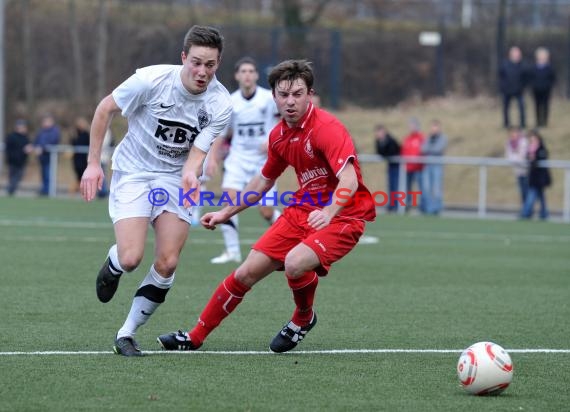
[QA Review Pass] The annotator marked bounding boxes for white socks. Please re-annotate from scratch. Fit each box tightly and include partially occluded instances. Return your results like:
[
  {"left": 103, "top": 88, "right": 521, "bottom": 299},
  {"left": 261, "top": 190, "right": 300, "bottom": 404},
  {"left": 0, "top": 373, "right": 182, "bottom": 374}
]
[
  {"left": 108, "top": 244, "right": 125, "bottom": 276},
  {"left": 117, "top": 265, "right": 174, "bottom": 339},
  {"left": 271, "top": 209, "right": 281, "bottom": 224},
  {"left": 221, "top": 215, "right": 240, "bottom": 256}
]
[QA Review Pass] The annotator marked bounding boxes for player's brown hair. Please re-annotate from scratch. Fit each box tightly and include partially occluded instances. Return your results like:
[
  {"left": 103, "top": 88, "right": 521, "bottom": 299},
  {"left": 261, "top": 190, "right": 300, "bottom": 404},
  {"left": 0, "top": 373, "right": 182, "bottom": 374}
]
[
  {"left": 183, "top": 25, "right": 224, "bottom": 57},
  {"left": 234, "top": 56, "right": 258, "bottom": 73},
  {"left": 268, "top": 59, "right": 314, "bottom": 91}
]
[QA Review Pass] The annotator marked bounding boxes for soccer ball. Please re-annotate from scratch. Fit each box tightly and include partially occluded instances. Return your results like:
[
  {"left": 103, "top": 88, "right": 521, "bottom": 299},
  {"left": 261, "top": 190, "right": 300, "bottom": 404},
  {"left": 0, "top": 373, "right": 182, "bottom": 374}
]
[{"left": 457, "top": 341, "right": 513, "bottom": 395}]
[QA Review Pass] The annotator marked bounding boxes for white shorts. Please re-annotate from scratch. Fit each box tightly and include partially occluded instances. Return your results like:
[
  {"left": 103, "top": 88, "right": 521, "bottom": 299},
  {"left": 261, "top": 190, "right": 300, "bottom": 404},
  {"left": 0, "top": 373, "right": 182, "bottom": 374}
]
[
  {"left": 108, "top": 171, "right": 192, "bottom": 225},
  {"left": 222, "top": 154, "right": 277, "bottom": 195}
]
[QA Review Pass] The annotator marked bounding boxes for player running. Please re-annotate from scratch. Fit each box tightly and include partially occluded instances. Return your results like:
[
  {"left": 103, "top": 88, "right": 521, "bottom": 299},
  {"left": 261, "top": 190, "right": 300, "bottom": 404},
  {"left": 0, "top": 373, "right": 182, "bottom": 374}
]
[
  {"left": 158, "top": 59, "right": 376, "bottom": 353},
  {"left": 80, "top": 25, "right": 231, "bottom": 356},
  {"left": 208, "top": 57, "right": 281, "bottom": 264}
]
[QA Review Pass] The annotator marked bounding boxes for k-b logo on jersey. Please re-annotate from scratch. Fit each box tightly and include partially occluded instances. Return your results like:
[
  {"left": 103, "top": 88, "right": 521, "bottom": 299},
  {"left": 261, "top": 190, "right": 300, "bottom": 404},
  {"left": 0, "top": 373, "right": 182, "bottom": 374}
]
[{"left": 154, "top": 119, "right": 199, "bottom": 144}]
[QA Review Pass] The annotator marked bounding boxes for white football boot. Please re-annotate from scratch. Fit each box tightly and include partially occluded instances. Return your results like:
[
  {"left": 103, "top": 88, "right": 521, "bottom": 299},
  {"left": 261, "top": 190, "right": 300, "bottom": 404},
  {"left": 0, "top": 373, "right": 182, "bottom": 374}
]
[{"left": 210, "top": 250, "right": 242, "bottom": 264}]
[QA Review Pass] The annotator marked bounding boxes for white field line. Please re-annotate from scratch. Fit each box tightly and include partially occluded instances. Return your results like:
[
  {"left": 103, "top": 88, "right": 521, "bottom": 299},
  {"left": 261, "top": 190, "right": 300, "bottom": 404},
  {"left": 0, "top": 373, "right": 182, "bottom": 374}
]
[
  {"left": 386, "top": 231, "right": 570, "bottom": 243},
  {"left": 0, "top": 219, "right": 111, "bottom": 229},
  {"left": 0, "top": 349, "right": 569, "bottom": 356},
  {"left": 0, "top": 235, "right": 260, "bottom": 245},
  {"left": 0, "top": 218, "right": 570, "bottom": 243},
  {"left": 1, "top": 217, "right": 569, "bottom": 244}
]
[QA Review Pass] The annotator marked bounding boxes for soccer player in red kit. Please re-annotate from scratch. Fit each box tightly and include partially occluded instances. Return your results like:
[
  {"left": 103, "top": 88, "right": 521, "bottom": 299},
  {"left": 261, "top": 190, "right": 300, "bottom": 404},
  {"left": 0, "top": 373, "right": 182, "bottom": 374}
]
[{"left": 158, "top": 59, "right": 376, "bottom": 353}]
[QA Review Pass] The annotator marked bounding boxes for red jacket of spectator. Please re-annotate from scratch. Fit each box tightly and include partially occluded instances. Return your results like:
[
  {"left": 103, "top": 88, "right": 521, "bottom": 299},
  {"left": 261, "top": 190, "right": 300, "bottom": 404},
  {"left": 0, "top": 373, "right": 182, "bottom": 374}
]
[{"left": 401, "top": 131, "right": 425, "bottom": 172}]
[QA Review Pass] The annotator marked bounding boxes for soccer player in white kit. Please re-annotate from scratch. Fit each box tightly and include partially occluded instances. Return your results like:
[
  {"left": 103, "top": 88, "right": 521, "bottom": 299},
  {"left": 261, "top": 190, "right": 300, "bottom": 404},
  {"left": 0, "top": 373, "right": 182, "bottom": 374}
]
[
  {"left": 208, "top": 57, "right": 281, "bottom": 264},
  {"left": 80, "top": 26, "right": 232, "bottom": 356}
]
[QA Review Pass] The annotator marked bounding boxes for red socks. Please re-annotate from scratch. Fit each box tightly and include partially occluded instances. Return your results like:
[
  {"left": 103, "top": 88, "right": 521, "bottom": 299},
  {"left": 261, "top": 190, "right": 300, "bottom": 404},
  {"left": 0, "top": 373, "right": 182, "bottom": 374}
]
[
  {"left": 188, "top": 270, "right": 318, "bottom": 346},
  {"left": 189, "top": 272, "right": 250, "bottom": 346},
  {"left": 288, "top": 271, "right": 318, "bottom": 326}
]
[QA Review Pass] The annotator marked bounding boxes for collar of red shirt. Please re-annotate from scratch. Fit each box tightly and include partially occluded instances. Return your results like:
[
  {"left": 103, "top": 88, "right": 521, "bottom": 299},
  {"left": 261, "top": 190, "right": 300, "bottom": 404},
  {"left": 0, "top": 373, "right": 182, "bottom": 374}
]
[{"left": 280, "top": 102, "right": 315, "bottom": 135}]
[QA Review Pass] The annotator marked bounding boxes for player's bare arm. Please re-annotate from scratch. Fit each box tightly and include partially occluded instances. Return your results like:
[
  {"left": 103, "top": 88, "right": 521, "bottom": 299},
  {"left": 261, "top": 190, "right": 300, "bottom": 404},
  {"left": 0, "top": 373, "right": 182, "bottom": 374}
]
[
  {"left": 307, "top": 161, "right": 358, "bottom": 230},
  {"left": 80, "top": 94, "right": 121, "bottom": 202},
  {"left": 181, "top": 145, "right": 208, "bottom": 208},
  {"left": 205, "top": 129, "right": 231, "bottom": 177},
  {"left": 201, "top": 174, "right": 275, "bottom": 230}
]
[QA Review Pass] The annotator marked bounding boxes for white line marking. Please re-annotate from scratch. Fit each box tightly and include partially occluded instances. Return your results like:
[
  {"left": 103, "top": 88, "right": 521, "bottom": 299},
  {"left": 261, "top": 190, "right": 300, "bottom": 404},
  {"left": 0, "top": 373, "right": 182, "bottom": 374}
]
[
  {"left": 3, "top": 231, "right": 569, "bottom": 245},
  {"left": 388, "top": 230, "right": 570, "bottom": 243},
  {"left": 1, "top": 349, "right": 568, "bottom": 356},
  {"left": 1, "top": 235, "right": 259, "bottom": 245},
  {"left": 0, "top": 219, "right": 110, "bottom": 229},
  {"left": 1, "top": 218, "right": 568, "bottom": 243}
]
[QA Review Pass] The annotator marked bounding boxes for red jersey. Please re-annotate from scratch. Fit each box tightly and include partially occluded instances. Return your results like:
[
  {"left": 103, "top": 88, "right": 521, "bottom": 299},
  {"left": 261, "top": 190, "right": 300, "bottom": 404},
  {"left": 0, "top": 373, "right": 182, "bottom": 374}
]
[
  {"left": 261, "top": 103, "right": 376, "bottom": 222},
  {"left": 401, "top": 131, "right": 425, "bottom": 172}
]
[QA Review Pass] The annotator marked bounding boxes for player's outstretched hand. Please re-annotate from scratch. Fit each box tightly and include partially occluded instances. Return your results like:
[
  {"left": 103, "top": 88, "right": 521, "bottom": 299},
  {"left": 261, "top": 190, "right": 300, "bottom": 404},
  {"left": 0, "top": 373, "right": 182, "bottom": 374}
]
[
  {"left": 200, "top": 211, "right": 227, "bottom": 230},
  {"left": 80, "top": 164, "right": 104, "bottom": 202},
  {"left": 307, "top": 209, "right": 332, "bottom": 230}
]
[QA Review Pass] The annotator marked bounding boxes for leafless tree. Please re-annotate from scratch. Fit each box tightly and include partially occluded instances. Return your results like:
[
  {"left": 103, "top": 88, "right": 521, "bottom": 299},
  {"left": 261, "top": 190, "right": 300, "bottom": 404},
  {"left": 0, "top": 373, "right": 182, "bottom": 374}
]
[
  {"left": 69, "top": 0, "right": 85, "bottom": 109},
  {"left": 96, "top": 0, "right": 109, "bottom": 101},
  {"left": 277, "top": 0, "right": 331, "bottom": 54},
  {"left": 22, "top": 0, "right": 34, "bottom": 115},
  {"left": 279, "top": 0, "right": 330, "bottom": 28}
]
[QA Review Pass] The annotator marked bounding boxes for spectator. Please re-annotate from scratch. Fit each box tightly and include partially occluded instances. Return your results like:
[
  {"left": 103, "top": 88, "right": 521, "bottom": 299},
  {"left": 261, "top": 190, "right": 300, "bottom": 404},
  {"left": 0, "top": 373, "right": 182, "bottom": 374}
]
[
  {"left": 505, "top": 126, "right": 529, "bottom": 215},
  {"left": 521, "top": 130, "right": 551, "bottom": 220},
  {"left": 499, "top": 46, "right": 527, "bottom": 129},
  {"left": 529, "top": 47, "right": 556, "bottom": 128},
  {"left": 5, "top": 119, "right": 32, "bottom": 196},
  {"left": 34, "top": 114, "right": 61, "bottom": 196},
  {"left": 71, "top": 117, "right": 90, "bottom": 191},
  {"left": 421, "top": 119, "right": 448, "bottom": 215},
  {"left": 400, "top": 117, "right": 425, "bottom": 212},
  {"left": 374, "top": 124, "right": 400, "bottom": 212}
]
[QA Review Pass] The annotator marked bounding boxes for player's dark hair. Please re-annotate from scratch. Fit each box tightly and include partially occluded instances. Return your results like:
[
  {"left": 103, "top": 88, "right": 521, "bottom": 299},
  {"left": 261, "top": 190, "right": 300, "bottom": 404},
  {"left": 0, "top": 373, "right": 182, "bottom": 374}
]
[
  {"left": 234, "top": 56, "right": 258, "bottom": 72},
  {"left": 268, "top": 60, "right": 314, "bottom": 91},
  {"left": 183, "top": 25, "right": 224, "bottom": 57}
]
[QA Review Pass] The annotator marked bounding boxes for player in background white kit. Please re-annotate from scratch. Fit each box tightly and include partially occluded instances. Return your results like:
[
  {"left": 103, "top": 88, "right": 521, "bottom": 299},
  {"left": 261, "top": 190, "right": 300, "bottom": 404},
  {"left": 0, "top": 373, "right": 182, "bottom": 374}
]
[
  {"left": 207, "top": 57, "right": 281, "bottom": 264},
  {"left": 80, "top": 26, "right": 232, "bottom": 356}
]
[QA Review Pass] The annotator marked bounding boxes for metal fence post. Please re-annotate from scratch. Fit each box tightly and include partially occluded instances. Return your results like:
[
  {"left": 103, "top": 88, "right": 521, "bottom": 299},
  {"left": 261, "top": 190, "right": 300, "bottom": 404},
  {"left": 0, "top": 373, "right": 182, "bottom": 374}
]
[
  {"left": 397, "top": 159, "right": 407, "bottom": 215},
  {"left": 329, "top": 29, "right": 341, "bottom": 110},
  {"left": 270, "top": 27, "right": 280, "bottom": 66},
  {"left": 436, "top": 17, "right": 446, "bottom": 96},
  {"left": 48, "top": 147, "right": 58, "bottom": 198},
  {"left": 562, "top": 169, "right": 570, "bottom": 223},
  {"left": 566, "top": 17, "right": 570, "bottom": 99},
  {"left": 478, "top": 165, "right": 487, "bottom": 218}
]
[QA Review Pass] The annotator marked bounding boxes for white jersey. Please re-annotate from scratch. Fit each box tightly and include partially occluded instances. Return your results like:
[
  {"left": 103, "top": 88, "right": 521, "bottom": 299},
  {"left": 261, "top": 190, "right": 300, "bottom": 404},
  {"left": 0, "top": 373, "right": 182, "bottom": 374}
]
[
  {"left": 227, "top": 86, "right": 278, "bottom": 163},
  {"left": 111, "top": 65, "right": 231, "bottom": 174}
]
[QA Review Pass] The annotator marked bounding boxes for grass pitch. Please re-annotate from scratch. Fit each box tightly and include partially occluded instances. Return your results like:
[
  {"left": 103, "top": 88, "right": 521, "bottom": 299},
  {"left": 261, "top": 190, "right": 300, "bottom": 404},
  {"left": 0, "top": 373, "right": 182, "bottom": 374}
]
[{"left": 0, "top": 197, "right": 569, "bottom": 411}]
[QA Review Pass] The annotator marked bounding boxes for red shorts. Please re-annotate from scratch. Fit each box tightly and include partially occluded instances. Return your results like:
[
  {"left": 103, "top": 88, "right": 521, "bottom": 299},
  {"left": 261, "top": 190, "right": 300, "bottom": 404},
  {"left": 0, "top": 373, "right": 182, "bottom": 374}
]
[{"left": 252, "top": 206, "right": 366, "bottom": 276}]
